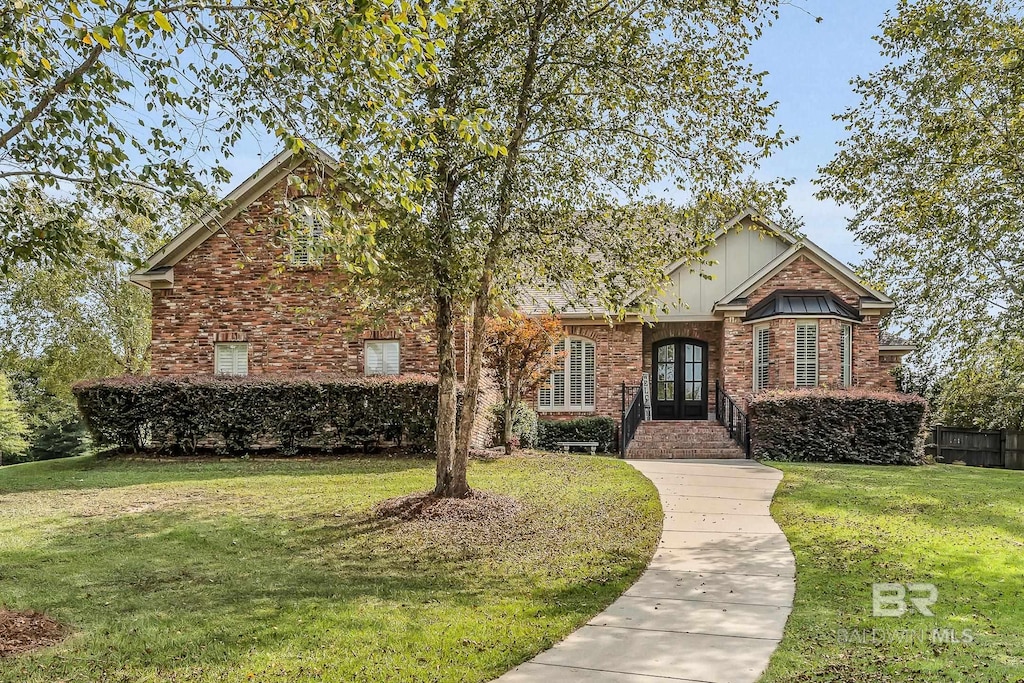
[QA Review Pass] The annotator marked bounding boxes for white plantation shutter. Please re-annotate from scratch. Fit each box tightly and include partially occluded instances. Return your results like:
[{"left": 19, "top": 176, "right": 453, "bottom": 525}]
[
  {"left": 754, "top": 326, "right": 770, "bottom": 392},
  {"left": 215, "top": 343, "right": 248, "bottom": 376},
  {"left": 291, "top": 198, "right": 326, "bottom": 266},
  {"left": 552, "top": 339, "right": 566, "bottom": 407},
  {"left": 840, "top": 323, "right": 853, "bottom": 387},
  {"left": 569, "top": 339, "right": 583, "bottom": 406},
  {"left": 584, "top": 342, "right": 596, "bottom": 407},
  {"left": 365, "top": 340, "right": 400, "bottom": 375},
  {"left": 795, "top": 322, "right": 818, "bottom": 388},
  {"left": 539, "top": 338, "right": 594, "bottom": 410}
]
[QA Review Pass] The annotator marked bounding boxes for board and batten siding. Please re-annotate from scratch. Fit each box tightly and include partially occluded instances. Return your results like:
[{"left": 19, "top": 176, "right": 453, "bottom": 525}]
[{"left": 659, "top": 222, "right": 790, "bottom": 317}]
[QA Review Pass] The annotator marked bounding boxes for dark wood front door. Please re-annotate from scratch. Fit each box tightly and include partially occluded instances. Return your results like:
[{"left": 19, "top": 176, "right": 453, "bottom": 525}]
[{"left": 653, "top": 338, "right": 708, "bottom": 420}]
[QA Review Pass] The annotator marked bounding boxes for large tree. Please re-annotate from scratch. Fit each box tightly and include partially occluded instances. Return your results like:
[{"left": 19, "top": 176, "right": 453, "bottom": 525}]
[
  {"left": 0, "top": 190, "right": 166, "bottom": 411},
  {"left": 817, "top": 0, "right": 1024, "bottom": 359},
  {"left": 0, "top": 0, "right": 445, "bottom": 274},
  {"left": 0, "top": 373, "right": 30, "bottom": 466},
  {"left": 298, "top": 0, "right": 788, "bottom": 496}
]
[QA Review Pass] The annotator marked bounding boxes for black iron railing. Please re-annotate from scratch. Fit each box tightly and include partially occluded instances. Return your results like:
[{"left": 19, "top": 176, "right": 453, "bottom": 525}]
[
  {"left": 715, "top": 380, "right": 752, "bottom": 459},
  {"left": 620, "top": 382, "right": 644, "bottom": 457}
]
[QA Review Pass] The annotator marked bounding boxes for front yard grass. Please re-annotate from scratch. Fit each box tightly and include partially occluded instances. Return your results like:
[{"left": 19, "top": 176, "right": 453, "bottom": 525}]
[
  {"left": 762, "top": 462, "right": 1024, "bottom": 682},
  {"left": 0, "top": 453, "right": 661, "bottom": 682}
]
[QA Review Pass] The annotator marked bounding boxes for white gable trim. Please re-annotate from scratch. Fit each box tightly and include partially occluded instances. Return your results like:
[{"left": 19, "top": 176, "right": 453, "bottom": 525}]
[
  {"left": 654, "top": 207, "right": 798, "bottom": 288},
  {"left": 712, "top": 239, "right": 894, "bottom": 311},
  {"left": 130, "top": 145, "right": 340, "bottom": 288}
]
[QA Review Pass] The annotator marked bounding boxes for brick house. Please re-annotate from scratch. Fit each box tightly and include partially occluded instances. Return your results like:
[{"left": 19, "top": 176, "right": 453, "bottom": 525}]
[{"left": 131, "top": 148, "right": 912, "bottom": 454}]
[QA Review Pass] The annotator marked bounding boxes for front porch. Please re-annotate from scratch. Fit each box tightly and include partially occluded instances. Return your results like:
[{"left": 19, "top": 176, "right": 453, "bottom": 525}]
[{"left": 642, "top": 321, "right": 725, "bottom": 422}]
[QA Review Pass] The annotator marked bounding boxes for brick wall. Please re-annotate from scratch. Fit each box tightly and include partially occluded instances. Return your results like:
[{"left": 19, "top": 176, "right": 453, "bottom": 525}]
[
  {"left": 746, "top": 255, "right": 860, "bottom": 308},
  {"left": 721, "top": 255, "right": 896, "bottom": 403},
  {"left": 150, "top": 170, "right": 456, "bottom": 377},
  {"left": 146, "top": 169, "right": 512, "bottom": 443},
  {"left": 528, "top": 322, "right": 644, "bottom": 421}
]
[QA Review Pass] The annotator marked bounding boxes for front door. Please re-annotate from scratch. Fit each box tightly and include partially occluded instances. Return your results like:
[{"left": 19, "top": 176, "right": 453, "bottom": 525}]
[{"left": 652, "top": 338, "right": 708, "bottom": 420}]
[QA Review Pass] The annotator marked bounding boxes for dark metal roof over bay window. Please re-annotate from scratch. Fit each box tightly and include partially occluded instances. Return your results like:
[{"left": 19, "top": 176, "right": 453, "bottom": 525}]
[{"left": 744, "top": 290, "right": 861, "bottom": 322}]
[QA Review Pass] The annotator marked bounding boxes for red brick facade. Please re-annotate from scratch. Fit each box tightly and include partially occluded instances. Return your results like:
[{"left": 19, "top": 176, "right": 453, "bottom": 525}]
[
  {"left": 144, "top": 172, "right": 902, "bottom": 438},
  {"left": 526, "top": 322, "right": 644, "bottom": 420},
  {"left": 147, "top": 171, "right": 505, "bottom": 447},
  {"left": 150, "top": 173, "right": 452, "bottom": 377},
  {"left": 719, "top": 255, "right": 896, "bottom": 406}
]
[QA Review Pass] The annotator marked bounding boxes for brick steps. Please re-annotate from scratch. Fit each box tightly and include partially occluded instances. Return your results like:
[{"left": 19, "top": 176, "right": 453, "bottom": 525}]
[{"left": 626, "top": 420, "right": 746, "bottom": 460}]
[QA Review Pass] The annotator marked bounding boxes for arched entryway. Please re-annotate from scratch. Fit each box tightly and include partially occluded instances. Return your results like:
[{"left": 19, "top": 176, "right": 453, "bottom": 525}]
[{"left": 652, "top": 337, "right": 708, "bottom": 420}]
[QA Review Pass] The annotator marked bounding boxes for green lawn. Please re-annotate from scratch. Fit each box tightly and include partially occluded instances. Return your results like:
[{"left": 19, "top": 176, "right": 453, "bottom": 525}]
[
  {"left": 0, "top": 453, "right": 661, "bottom": 682},
  {"left": 763, "top": 462, "right": 1024, "bottom": 683}
]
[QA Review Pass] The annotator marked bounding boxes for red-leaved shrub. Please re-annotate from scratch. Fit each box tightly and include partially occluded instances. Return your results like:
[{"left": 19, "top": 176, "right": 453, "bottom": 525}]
[
  {"left": 749, "top": 388, "right": 928, "bottom": 465},
  {"left": 73, "top": 374, "right": 450, "bottom": 455}
]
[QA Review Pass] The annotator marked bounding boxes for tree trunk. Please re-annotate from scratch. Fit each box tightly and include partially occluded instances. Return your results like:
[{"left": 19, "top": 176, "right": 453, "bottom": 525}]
[
  {"left": 452, "top": 3, "right": 545, "bottom": 465},
  {"left": 433, "top": 293, "right": 468, "bottom": 498},
  {"left": 503, "top": 401, "right": 514, "bottom": 456},
  {"left": 454, "top": 285, "right": 491, "bottom": 460}
]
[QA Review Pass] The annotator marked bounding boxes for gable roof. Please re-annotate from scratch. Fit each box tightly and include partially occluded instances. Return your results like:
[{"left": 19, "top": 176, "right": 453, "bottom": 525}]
[
  {"left": 131, "top": 145, "right": 339, "bottom": 286},
  {"left": 712, "top": 236, "right": 894, "bottom": 312}
]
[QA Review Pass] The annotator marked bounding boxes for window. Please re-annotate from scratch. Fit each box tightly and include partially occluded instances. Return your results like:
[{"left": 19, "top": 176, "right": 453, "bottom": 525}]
[
  {"left": 753, "top": 325, "right": 770, "bottom": 392},
  {"left": 840, "top": 323, "right": 853, "bottom": 387},
  {"left": 290, "top": 197, "right": 327, "bottom": 266},
  {"left": 365, "top": 340, "right": 400, "bottom": 375},
  {"left": 214, "top": 343, "right": 248, "bottom": 376},
  {"left": 539, "top": 337, "right": 595, "bottom": 411},
  {"left": 795, "top": 321, "right": 818, "bottom": 388}
]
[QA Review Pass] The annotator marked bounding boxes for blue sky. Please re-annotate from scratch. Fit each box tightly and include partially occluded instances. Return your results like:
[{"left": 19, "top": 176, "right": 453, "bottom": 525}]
[
  {"left": 225, "top": 1, "right": 900, "bottom": 268},
  {"left": 746, "top": 0, "right": 897, "bottom": 261}
]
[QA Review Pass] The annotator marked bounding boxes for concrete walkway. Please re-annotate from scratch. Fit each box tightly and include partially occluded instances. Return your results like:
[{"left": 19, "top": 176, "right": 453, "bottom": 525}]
[{"left": 496, "top": 459, "right": 794, "bottom": 683}]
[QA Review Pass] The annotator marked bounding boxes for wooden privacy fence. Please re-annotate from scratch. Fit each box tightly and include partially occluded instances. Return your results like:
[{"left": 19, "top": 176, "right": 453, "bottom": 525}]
[{"left": 930, "top": 427, "right": 1024, "bottom": 470}]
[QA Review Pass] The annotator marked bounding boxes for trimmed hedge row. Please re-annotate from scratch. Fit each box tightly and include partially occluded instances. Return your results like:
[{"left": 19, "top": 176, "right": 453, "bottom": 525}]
[
  {"left": 73, "top": 374, "right": 450, "bottom": 455},
  {"left": 749, "top": 388, "right": 928, "bottom": 465},
  {"left": 537, "top": 416, "right": 617, "bottom": 453}
]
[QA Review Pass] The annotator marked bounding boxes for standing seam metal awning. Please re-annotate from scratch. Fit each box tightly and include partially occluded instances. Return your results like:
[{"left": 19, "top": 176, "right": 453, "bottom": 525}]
[{"left": 743, "top": 290, "right": 862, "bottom": 322}]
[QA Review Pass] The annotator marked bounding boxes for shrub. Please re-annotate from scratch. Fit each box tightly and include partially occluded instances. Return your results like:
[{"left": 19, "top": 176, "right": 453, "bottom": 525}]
[
  {"left": 537, "top": 416, "right": 617, "bottom": 453},
  {"left": 26, "top": 417, "right": 92, "bottom": 462},
  {"left": 73, "top": 374, "right": 450, "bottom": 456},
  {"left": 749, "top": 388, "right": 928, "bottom": 465},
  {"left": 489, "top": 401, "right": 538, "bottom": 449}
]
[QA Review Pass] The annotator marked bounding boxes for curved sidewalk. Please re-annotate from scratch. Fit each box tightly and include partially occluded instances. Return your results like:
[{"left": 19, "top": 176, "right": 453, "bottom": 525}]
[{"left": 497, "top": 459, "right": 794, "bottom": 683}]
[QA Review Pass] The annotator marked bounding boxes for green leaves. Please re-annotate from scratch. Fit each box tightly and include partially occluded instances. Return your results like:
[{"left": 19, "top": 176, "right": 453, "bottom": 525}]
[
  {"left": 817, "top": 0, "right": 1024, "bottom": 364},
  {"left": 1, "top": 0, "right": 443, "bottom": 275}
]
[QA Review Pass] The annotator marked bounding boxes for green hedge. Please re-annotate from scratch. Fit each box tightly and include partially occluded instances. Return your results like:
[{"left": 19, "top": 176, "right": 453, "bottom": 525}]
[
  {"left": 489, "top": 402, "right": 538, "bottom": 449},
  {"left": 537, "top": 416, "right": 617, "bottom": 453},
  {"left": 749, "top": 389, "right": 928, "bottom": 465},
  {"left": 73, "top": 374, "right": 449, "bottom": 456}
]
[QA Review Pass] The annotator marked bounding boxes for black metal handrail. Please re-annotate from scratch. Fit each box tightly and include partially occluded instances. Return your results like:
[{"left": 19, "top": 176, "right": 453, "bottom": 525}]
[
  {"left": 620, "top": 382, "right": 644, "bottom": 457},
  {"left": 715, "top": 379, "right": 752, "bottom": 459}
]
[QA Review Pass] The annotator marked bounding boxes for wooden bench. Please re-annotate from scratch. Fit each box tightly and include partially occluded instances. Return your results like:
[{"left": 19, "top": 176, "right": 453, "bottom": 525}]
[{"left": 556, "top": 441, "right": 599, "bottom": 455}]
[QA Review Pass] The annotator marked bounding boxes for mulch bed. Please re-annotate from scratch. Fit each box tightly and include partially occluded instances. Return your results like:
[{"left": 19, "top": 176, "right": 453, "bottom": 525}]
[
  {"left": 0, "top": 609, "right": 66, "bottom": 657},
  {"left": 374, "top": 489, "right": 523, "bottom": 523}
]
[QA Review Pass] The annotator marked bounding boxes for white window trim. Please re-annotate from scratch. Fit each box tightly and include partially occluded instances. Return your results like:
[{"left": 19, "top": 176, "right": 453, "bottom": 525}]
[
  {"left": 364, "top": 339, "right": 400, "bottom": 376},
  {"left": 214, "top": 342, "right": 249, "bottom": 376},
  {"left": 538, "top": 337, "right": 596, "bottom": 412},
  {"left": 794, "top": 320, "right": 819, "bottom": 388},
  {"left": 840, "top": 323, "right": 853, "bottom": 388},
  {"left": 753, "top": 324, "right": 770, "bottom": 392}
]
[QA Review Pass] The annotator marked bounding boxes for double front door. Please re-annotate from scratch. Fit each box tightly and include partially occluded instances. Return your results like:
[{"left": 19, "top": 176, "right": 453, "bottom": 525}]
[{"left": 652, "top": 338, "right": 708, "bottom": 420}]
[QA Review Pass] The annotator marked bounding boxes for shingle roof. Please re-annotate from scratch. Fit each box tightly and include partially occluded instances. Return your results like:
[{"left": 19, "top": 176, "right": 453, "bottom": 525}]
[
  {"left": 878, "top": 330, "right": 914, "bottom": 348},
  {"left": 744, "top": 290, "right": 861, "bottom": 322}
]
